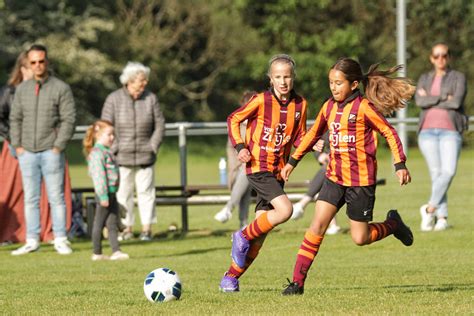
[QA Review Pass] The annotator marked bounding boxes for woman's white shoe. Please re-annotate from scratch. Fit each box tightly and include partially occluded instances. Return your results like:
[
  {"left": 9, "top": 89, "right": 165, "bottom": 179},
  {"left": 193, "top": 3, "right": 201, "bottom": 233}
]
[{"left": 420, "top": 204, "right": 435, "bottom": 231}]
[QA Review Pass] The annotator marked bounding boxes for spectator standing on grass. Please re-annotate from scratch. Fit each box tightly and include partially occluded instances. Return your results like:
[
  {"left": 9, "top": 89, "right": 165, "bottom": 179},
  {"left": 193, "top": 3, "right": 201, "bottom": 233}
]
[
  {"left": 0, "top": 52, "right": 33, "bottom": 156},
  {"left": 280, "top": 58, "right": 415, "bottom": 295},
  {"left": 101, "top": 62, "right": 165, "bottom": 241},
  {"left": 214, "top": 90, "right": 257, "bottom": 229},
  {"left": 219, "top": 54, "right": 308, "bottom": 292},
  {"left": 0, "top": 52, "right": 33, "bottom": 243},
  {"left": 10, "top": 44, "right": 76, "bottom": 255},
  {"left": 415, "top": 43, "right": 467, "bottom": 232},
  {"left": 83, "top": 120, "right": 129, "bottom": 261}
]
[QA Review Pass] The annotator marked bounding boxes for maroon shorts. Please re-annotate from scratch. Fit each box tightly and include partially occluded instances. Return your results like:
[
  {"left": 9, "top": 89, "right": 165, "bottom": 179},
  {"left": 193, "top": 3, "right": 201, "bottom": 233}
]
[
  {"left": 317, "top": 178, "right": 376, "bottom": 222},
  {"left": 247, "top": 171, "right": 285, "bottom": 211}
]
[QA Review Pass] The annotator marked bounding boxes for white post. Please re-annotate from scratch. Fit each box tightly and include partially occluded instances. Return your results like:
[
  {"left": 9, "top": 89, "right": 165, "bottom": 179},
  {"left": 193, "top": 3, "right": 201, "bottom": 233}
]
[
  {"left": 397, "top": 0, "right": 408, "bottom": 153},
  {"left": 178, "top": 124, "right": 189, "bottom": 232}
]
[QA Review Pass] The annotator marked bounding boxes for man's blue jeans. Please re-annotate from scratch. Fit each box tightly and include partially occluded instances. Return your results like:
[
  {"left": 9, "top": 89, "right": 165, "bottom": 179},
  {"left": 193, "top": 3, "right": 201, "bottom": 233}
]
[
  {"left": 18, "top": 150, "right": 66, "bottom": 240},
  {"left": 418, "top": 129, "right": 462, "bottom": 219}
]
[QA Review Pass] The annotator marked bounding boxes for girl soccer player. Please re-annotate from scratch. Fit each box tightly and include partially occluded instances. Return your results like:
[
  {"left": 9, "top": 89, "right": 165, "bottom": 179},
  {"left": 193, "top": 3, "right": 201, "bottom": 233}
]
[
  {"left": 83, "top": 120, "right": 129, "bottom": 261},
  {"left": 280, "top": 58, "right": 415, "bottom": 295},
  {"left": 219, "top": 54, "right": 308, "bottom": 292}
]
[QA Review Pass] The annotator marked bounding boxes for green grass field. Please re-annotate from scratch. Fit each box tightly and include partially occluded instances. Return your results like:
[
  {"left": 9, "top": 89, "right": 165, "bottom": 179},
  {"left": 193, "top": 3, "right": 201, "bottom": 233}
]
[{"left": 1, "top": 140, "right": 473, "bottom": 314}]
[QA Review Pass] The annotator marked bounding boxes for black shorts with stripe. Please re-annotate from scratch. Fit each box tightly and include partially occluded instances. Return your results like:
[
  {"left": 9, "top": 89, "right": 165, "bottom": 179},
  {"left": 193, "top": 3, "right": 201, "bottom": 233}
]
[
  {"left": 247, "top": 171, "right": 285, "bottom": 211},
  {"left": 317, "top": 178, "right": 376, "bottom": 222}
]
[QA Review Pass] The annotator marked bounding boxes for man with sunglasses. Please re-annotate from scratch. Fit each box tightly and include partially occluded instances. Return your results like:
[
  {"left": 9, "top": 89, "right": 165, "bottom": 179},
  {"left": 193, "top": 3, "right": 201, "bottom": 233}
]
[
  {"left": 10, "top": 44, "right": 76, "bottom": 255},
  {"left": 415, "top": 43, "right": 467, "bottom": 232}
]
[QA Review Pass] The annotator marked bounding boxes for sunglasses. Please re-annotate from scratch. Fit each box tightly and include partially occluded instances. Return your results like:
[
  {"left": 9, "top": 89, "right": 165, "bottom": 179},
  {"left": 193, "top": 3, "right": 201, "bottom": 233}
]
[
  {"left": 432, "top": 53, "right": 448, "bottom": 60},
  {"left": 30, "top": 60, "right": 46, "bottom": 65}
]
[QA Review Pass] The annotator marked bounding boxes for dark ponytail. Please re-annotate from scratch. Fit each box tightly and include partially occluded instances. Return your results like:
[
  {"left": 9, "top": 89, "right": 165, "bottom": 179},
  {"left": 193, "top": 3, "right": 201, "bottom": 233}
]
[{"left": 331, "top": 58, "right": 415, "bottom": 115}]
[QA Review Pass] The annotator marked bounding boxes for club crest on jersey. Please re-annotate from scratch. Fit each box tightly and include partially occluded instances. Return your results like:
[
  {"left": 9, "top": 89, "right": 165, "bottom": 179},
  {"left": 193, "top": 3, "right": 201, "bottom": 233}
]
[
  {"left": 348, "top": 113, "right": 357, "bottom": 123},
  {"left": 295, "top": 112, "right": 301, "bottom": 120}
]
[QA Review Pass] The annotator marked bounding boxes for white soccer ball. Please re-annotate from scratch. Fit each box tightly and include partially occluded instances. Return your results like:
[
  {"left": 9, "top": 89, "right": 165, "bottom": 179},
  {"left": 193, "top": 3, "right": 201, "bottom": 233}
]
[{"left": 143, "top": 268, "right": 182, "bottom": 303}]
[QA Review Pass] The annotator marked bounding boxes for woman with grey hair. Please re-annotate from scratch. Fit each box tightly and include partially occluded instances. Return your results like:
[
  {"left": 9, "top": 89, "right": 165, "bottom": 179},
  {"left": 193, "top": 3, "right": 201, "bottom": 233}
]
[{"left": 101, "top": 62, "right": 165, "bottom": 241}]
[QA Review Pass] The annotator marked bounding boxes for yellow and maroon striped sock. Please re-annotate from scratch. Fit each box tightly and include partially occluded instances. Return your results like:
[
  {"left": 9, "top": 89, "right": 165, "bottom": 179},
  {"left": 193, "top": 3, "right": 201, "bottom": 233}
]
[
  {"left": 368, "top": 219, "right": 397, "bottom": 244},
  {"left": 226, "top": 237, "right": 265, "bottom": 279},
  {"left": 241, "top": 212, "right": 274, "bottom": 241},
  {"left": 293, "top": 230, "right": 324, "bottom": 286},
  {"left": 226, "top": 262, "right": 245, "bottom": 279}
]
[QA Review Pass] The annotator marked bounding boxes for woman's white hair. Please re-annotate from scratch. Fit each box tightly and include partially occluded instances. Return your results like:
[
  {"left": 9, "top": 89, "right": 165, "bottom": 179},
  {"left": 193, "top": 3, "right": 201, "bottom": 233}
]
[{"left": 119, "top": 61, "right": 150, "bottom": 85}]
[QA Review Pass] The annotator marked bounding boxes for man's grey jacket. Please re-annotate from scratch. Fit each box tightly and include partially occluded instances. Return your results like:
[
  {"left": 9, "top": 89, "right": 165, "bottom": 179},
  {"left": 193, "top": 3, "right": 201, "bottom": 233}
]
[{"left": 10, "top": 76, "right": 76, "bottom": 152}]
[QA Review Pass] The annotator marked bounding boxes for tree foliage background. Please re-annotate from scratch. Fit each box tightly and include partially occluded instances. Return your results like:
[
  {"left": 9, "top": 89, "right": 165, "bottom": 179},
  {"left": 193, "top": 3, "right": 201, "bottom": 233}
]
[{"left": 0, "top": 0, "right": 472, "bottom": 124}]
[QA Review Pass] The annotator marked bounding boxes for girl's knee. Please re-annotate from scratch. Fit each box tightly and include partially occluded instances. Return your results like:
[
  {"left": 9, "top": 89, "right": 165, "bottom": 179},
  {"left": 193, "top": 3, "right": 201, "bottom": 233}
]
[
  {"left": 351, "top": 234, "right": 369, "bottom": 246},
  {"left": 274, "top": 201, "right": 293, "bottom": 221},
  {"left": 309, "top": 222, "right": 326, "bottom": 236},
  {"left": 280, "top": 206, "right": 293, "bottom": 222}
]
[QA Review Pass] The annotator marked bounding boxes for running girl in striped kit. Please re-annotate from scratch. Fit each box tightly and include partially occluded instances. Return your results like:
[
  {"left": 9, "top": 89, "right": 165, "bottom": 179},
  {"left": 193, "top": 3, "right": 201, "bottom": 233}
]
[
  {"left": 219, "top": 54, "right": 308, "bottom": 292},
  {"left": 281, "top": 58, "right": 415, "bottom": 295}
]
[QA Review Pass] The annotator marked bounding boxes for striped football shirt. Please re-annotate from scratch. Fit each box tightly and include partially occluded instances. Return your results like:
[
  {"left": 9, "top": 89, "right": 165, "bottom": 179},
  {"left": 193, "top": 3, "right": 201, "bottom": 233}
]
[
  {"left": 289, "top": 91, "right": 406, "bottom": 186},
  {"left": 227, "top": 89, "right": 307, "bottom": 178}
]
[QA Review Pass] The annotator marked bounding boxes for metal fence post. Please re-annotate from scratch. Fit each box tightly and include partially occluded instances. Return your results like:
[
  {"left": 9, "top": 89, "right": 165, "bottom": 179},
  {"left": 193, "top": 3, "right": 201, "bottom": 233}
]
[
  {"left": 397, "top": 0, "right": 408, "bottom": 153},
  {"left": 178, "top": 124, "right": 189, "bottom": 232}
]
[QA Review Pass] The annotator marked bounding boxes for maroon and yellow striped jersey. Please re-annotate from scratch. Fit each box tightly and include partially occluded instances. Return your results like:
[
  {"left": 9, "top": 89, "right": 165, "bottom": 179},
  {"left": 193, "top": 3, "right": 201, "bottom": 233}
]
[
  {"left": 228, "top": 89, "right": 307, "bottom": 178},
  {"left": 289, "top": 91, "right": 406, "bottom": 186}
]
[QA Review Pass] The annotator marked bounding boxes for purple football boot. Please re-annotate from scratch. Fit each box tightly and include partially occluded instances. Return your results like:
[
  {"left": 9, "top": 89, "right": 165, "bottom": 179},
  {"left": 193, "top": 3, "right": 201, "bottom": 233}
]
[
  {"left": 231, "top": 230, "right": 250, "bottom": 268},
  {"left": 219, "top": 274, "right": 239, "bottom": 292}
]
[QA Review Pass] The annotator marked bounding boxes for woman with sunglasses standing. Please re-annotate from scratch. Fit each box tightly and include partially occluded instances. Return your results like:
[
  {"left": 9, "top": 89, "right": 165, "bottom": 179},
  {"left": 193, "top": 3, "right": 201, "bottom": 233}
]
[{"left": 415, "top": 43, "right": 467, "bottom": 232}]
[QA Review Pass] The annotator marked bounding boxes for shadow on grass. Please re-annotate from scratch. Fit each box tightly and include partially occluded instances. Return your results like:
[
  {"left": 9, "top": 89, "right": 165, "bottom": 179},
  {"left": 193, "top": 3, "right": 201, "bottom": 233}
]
[
  {"left": 149, "top": 246, "right": 230, "bottom": 258},
  {"left": 130, "top": 229, "right": 234, "bottom": 245},
  {"left": 337, "top": 283, "right": 474, "bottom": 293},
  {"left": 250, "top": 283, "right": 474, "bottom": 296},
  {"left": 0, "top": 227, "right": 235, "bottom": 250},
  {"left": 383, "top": 283, "right": 474, "bottom": 293}
]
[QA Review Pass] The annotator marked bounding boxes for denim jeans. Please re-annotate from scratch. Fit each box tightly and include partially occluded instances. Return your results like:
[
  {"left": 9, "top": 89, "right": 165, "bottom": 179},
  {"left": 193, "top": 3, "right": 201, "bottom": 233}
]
[
  {"left": 18, "top": 150, "right": 66, "bottom": 240},
  {"left": 418, "top": 129, "right": 462, "bottom": 218}
]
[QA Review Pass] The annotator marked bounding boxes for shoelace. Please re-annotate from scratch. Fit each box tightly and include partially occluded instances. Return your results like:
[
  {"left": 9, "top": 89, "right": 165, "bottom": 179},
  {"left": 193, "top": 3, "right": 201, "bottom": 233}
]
[{"left": 283, "top": 278, "right": 296, "bottom": 289}]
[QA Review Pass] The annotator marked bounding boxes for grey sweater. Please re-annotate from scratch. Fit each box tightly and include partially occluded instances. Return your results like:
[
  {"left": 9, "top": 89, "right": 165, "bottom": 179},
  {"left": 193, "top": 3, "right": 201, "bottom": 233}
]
[
  {"left": 101, "top": 87, "right": 165, "bottom": 166},
  {"left": 10, "top": 76, "right": 76, "bottom": 152},
  {"left": 415, "top": 68, "right": 467, "bottom": 134}
]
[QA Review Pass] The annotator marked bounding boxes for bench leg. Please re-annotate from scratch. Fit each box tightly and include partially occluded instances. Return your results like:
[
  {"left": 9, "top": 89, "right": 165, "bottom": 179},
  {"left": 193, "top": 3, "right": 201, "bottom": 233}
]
[
  {"left": 181, "top": 204, "right": 188, "bottom": 233},
  {"left": 85, "top": 198, "right": 96, "bottom": 238}
]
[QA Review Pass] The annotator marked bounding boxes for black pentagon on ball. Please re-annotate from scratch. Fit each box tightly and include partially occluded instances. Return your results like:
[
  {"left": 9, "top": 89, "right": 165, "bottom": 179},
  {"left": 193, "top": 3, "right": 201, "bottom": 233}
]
[
  {"left": 144, "top": 273, "right": 155, "bottom": 285},
  {"left": 164, "top": 268, "right": 176, "bottom": 275},
  {"left": 151, "top": 291, "right": 166, "bottom": 302},
  {"left": 172, "top": 282, "right": 182, "bottom": 299}
]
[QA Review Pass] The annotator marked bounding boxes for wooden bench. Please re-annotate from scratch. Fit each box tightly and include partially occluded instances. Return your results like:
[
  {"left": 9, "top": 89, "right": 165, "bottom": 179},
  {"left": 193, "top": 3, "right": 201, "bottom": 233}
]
[
  {"left": 72, "top": 182, "right": 310, "bottom": 236},
  {"left": 72, "top": 179, "right": 386, "bottom": 235},
  {"left": 72, "top": 185, "right": 188, "bottom": 237}
]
